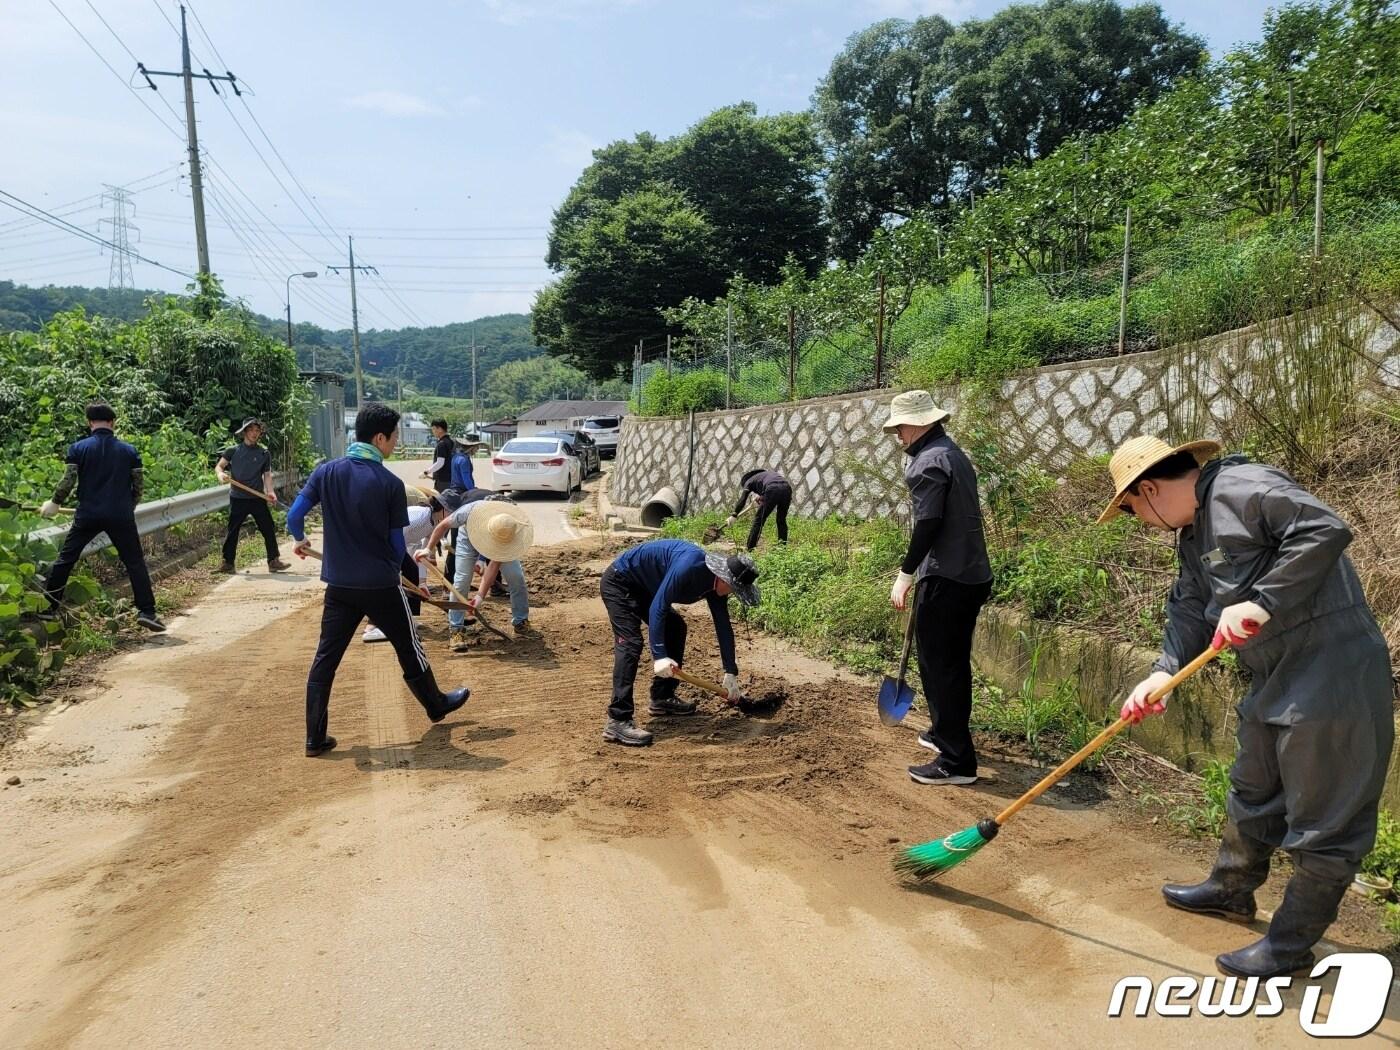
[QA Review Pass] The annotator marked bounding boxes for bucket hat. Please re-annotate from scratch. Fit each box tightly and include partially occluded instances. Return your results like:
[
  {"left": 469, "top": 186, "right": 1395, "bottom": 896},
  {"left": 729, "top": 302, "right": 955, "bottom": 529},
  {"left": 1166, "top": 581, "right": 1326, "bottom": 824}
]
[
  {"left": 234, "top": 417, "right": 265, "bottom": 436},
  {"left": 882, "top": 391, "right": 950, "bottom": 433},
  {"left": 704, "top": 551, "right": 761, "bottom": 607},
  {"left": 1097, "top": 435, "right": 1222, "bottom": 524}
]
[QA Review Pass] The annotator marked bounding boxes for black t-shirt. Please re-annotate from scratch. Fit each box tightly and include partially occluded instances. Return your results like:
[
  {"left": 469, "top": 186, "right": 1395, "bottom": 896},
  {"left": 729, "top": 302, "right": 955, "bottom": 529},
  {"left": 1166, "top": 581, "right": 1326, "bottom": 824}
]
[
  {"left": 432, "top": 435, "right": 455, "bottom": 489},
  {"left": 223, "top": 442, "right": 271, "bottom": 500}
]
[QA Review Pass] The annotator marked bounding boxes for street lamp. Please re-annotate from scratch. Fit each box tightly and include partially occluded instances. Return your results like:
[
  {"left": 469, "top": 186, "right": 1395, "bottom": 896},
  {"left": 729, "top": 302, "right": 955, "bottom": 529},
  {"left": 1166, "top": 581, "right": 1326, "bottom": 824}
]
[{"left": 285, "top": 271, "right": 319, "bottom": 355}]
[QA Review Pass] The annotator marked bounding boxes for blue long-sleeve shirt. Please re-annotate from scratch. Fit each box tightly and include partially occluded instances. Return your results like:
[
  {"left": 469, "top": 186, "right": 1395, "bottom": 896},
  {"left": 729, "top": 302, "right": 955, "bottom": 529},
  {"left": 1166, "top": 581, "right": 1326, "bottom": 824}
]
[
  {"left": 287, "top": 457, "right": 408, "bottom": 588},
  {"left": 612, "top": 539, "right": 737, "bottom": 674},
  {"left": 450, "top": 451, "right": 475, "bottom": 491}
]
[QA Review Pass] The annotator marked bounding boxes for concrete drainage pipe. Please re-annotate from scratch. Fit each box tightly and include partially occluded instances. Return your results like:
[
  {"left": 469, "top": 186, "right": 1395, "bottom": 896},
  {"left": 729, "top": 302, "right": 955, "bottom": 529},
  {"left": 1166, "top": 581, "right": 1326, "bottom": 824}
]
[{"left": 640, "top": 486, "right": 682, "bottom": 528}]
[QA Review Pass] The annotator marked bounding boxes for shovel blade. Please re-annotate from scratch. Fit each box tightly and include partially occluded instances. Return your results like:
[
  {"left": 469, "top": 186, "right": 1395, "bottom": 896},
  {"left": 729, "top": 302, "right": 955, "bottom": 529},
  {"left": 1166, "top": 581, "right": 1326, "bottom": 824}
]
[{"left": 878, "top": 676, "right": 915, "bottom": 726}]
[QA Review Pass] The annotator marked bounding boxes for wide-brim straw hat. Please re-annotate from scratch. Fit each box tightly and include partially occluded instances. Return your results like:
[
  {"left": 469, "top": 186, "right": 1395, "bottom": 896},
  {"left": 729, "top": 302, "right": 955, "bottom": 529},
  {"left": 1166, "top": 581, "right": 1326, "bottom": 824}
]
[
  {"left": 235, "top": 417, "right": 265, "bottom": 436},
  {"left": 1097, "top": 436, "right": 1222, "bottom": 524},
  {"left": 882, "top": 390, "right": 950, "bottom": 433},
  {"left": 467, "top": 500, "right": 534, "bottom": 562},
  {"left": 405, "top": 482, "right": 434, "bottom": 507}
]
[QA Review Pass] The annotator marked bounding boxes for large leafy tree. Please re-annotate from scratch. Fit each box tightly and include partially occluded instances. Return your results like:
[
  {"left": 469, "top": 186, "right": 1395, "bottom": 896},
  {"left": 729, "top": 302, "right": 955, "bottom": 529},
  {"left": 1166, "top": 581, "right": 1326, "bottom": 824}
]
[
  {"left": 815, "top": 0, "right": 1205, "bottom": 257},
  {"left": 538, "top": 103, "right": 827, "bottom": 377}
]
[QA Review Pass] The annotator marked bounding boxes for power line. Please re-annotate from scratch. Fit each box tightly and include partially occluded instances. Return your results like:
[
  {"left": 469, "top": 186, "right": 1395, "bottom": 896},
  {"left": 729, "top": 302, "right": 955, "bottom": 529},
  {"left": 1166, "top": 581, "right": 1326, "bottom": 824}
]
[{"left": 0, "top": 189, "right": 194, "bottom": 278}]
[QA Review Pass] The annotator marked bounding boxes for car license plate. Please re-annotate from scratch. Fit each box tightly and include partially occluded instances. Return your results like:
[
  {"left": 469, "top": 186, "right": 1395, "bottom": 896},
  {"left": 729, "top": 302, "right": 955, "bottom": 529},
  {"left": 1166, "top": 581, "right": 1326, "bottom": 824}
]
[{"left": 514, "top": 461, "right": 539, "bottom": 470}]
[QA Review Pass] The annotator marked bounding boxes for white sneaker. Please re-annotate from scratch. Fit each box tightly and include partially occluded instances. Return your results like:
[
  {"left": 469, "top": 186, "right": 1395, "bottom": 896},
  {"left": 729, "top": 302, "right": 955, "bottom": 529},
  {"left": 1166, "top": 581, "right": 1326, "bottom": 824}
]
[{"left": 362, "top": 626, "right": 387, "bottom": 643}]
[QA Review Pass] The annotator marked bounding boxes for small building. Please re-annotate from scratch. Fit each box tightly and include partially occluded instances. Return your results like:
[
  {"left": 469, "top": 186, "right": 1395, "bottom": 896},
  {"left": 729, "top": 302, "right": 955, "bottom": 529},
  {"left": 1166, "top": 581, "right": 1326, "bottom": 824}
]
[
  {"left": 479, "top": 417, "right": 518, "bottom": 451},
  {"left": 399, "top": 412, "right": 431, "bottom": 448},
  {"left": 517, "top": 400, "right": 629, "bottom": 437},
  {"left": 301, "top": 371, "right": 346, "bottom": 462}
]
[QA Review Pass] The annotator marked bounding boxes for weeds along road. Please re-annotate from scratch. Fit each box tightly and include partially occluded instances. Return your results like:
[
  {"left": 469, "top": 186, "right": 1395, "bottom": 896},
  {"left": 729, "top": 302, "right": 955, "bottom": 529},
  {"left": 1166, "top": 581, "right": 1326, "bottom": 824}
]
[{"left": 1, "top": 459, "right": 1395, "bottom": 1047}]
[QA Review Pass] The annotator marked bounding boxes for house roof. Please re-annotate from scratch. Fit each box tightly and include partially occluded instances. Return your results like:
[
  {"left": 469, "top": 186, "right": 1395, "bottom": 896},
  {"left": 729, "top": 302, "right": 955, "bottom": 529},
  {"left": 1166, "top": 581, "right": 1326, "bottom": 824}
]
[{"left": 518, "top": 399, "right": 629, "bottom": 422}]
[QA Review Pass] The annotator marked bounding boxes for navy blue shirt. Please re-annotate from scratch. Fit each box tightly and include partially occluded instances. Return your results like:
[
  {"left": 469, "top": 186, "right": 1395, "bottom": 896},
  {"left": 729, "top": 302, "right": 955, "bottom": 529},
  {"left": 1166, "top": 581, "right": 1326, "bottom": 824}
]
[
  {"left": 67, "top": 428, "right": 141, "bottom": 521},
  {"left": 613, "top": 539, "right": 737, "bottom": 673},
  {"left": 450, "top": 451, "right": 475, "bottom": 491},
  {"left": 287, "top": 457, "right": 409, "bottom": 588}
]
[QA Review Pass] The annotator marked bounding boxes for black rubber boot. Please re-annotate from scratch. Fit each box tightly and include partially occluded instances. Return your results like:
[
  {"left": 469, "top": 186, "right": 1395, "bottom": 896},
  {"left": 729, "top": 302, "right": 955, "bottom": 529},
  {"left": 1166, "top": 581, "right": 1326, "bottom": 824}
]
[
  {"left": 1216, "top": 870, "right": 1350, "bottom": 978},
  {"left": 306, "top": 684, "right": 333, "bottom": 755},
  {"left": 1163, "top": 822, "right": 1272, "bottom": 924},
  {"left": 404, "top": 668, "right": 469, "bottom": 723}
]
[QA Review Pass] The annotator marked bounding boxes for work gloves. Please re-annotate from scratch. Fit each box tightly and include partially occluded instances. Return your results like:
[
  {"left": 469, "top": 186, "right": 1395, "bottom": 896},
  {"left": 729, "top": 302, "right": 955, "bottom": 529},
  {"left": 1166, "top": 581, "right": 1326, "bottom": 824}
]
[
  {"left": 890, "top": 571, "right": 916, "bottom": 610},
  {"left": 722, "top": 672, "right": 741, "bottom": 703},
  {"left": 1214, "top": 601, "right": 1270, "bottom": 649},
  {"left": 1120, "top": 670, "right": 1175, "bottom": 724},
  {"left": 653, "top": 657, "right": 679, "bottom": 678},
  {"left": 39, "top": 500, "right": 60, "bottom": 518}
]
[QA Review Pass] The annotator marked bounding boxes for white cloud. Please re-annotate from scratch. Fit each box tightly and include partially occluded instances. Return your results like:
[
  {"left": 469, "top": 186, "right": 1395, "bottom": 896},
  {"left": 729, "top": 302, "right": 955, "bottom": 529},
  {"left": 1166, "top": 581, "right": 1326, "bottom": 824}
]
[
  {"left": 347, "top": 91, "right": 443, "bottom": 117},
  {"left": 545, "top": 129, "right": 600, "bottom": 170}
]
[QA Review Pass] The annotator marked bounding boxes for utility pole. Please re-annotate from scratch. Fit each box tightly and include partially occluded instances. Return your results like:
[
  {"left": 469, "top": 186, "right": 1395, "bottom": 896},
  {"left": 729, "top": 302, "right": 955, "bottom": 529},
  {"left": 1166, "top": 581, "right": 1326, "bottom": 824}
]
[
  {"left": 326, "top": 235, "right": 376, "bottom": 404},
  {"left": 725, "top": 302, "right": 733, "bottom": 410},
  {"left": 471, "top": 323, "right": 479, "bottom": 429},
  {"left": 99, "top": 184, "right": 138, "bottom": 290},
  {"left": 1117, "top": 206, "right": 1132, "bottom": 355},
  {"left": 138, "top": 6, "right": 239, "bottom": 276},
  {"left": 1313, "top": 139, "right": 1325, "bottom": 260}
]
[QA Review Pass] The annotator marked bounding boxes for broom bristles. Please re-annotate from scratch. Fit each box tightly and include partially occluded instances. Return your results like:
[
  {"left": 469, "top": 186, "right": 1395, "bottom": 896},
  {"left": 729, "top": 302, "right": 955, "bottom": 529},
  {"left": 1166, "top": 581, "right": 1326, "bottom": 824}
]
[{"left": 893, "top": 818, "right": 1000, "bottom": 880}]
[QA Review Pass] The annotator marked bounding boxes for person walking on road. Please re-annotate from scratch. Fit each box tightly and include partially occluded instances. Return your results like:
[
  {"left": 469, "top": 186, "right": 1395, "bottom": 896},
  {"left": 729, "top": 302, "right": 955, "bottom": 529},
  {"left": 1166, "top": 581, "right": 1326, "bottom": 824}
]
[
  {"left": 40, "top": 401, "right": 165, "bottom": 632},
  {"left": 423, "top": 419, "right": 455, "bottom": 493},
  {"left": 419, "top": 493, "right": 533, "bottom": 651},
  {"left": 1101, "top": 435, "right": 1393, "bottom": 980},
  {"left": 287, "top": 403, "right": 469, "bottom": 757},
  {"left": 725, "top": 468, "right": 792, "bottom": 551},
  {"left": 215, "top": 418, "right": 289, "bottom": 574},
  {"left": 885, "top": 390, "right": 992, "bottom": 788},
  {"left": 599, "top": 539, "right": 760, "bottom": 747}
]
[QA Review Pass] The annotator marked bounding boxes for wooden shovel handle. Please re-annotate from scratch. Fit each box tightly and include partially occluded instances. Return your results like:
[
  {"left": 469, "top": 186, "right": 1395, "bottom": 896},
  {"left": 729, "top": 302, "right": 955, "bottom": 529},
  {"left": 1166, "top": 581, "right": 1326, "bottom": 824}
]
[
  {"left": 298, "top": 546, "right": 462, "bottom": 609},
  {"left": 895, "top": 580, "right": 918, "bottom": 685},
  {"left": 673, "top": 667, "right": 729, "bottom": 698},
  {"left": 993, "top": 644, "right": 1224, "bottom": 827},
  {"left": 226, "top": 477, "right": 276, "bottom": 502}
]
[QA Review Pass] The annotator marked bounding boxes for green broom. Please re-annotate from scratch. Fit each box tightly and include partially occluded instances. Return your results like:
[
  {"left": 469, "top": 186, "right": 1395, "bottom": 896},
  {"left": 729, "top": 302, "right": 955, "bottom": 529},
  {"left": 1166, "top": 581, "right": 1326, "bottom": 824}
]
[{"left": 894, "top": 643, "right": 1224, "bottom": 880}]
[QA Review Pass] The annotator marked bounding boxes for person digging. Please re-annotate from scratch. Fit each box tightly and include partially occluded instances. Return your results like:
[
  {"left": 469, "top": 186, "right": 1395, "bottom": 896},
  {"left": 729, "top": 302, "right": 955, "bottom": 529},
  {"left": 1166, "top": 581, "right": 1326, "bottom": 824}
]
[
  {"left": 40, "top": 400, "right": 165, "bottom": 633},
  {"left": 362, "top": 490, "right": 455, "bottom": 644},
  {"left": 885, "top": 390, "right": 993, "bottom": 787},
  {"left": 215, "top": 418, "right": 290, "bottom": 574},
  {"left": 1101, "top": 435, "right": 1393, "bottom": 979},
  {"left": 287, "top": 403, "right": 469, "bottom": 757},
  {"left": 599, "top": 538, "right": 759, "bottom": 747},
  {"left": 418, "top": 495, "right": 534, "bottom": 651},
  {"left": 724, "top": 468, "right": 792, "bottom": 551}
]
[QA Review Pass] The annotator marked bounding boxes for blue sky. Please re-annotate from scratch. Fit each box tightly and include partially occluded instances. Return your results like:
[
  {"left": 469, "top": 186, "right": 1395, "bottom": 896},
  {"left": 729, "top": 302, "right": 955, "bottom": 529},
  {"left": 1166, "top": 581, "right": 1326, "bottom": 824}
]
[{"left": 3, "top": 0, "right": 1278, "bottom": 331}]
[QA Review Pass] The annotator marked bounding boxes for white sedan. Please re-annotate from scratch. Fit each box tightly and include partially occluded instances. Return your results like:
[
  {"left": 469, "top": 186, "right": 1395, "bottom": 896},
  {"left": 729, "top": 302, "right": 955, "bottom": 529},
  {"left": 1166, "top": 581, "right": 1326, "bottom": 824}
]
[{"left": 491, "top": 437, "right": 583, "bottom": 498}]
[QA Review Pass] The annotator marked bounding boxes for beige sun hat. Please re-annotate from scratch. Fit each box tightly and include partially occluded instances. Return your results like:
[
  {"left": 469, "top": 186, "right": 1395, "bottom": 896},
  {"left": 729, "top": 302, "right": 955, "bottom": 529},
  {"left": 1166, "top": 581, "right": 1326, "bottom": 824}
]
[
  {"left": 467, "top": 500, "right": 534, "bottom": 561},
  {"left": 882, "top": 390, "right": 950, "bottom": 432},
  {"left": 404, "top": 481, "right": 434, "bottom": 507},
  {"left": 1097, "top": 435, "right": 1223, "bottom": 524}
]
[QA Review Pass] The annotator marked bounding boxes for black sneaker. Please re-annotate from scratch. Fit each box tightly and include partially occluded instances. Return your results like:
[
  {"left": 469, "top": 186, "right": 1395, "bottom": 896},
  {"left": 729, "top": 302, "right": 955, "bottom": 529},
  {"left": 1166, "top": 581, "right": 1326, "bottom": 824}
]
[
  {"left": 648, "top": 695, "right": 698, "bottom": 716},
  {"left": 136, "top": 612, "right": 167, "bottom": 633},
  {"left": 306, "top": 735, "right": 338, "bottom": 758},
  {"left": 603, "top": 719, "right": 653, "bottom": 746},
  {"left": 908, "top": 760, "right": 976, "bottom": 786},
  {"left": 217, "top": 561, "right": 237, "bottom": 574},
  {"left": 917, "top": 730, "right": 940, "bottom": 754}
]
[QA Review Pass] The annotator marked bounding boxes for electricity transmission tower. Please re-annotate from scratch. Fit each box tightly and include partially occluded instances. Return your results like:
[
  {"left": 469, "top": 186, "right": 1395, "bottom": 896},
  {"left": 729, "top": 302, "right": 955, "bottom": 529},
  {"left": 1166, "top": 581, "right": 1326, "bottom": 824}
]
[{"left": 99, "top": 185, "right": 139, "bottom": 290}]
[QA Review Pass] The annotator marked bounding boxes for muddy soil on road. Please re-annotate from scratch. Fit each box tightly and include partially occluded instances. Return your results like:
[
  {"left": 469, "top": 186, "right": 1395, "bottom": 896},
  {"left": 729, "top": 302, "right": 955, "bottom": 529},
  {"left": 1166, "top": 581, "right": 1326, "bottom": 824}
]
[{"left": 2, "top": 538, "right": 1396, "bottom": 1048}]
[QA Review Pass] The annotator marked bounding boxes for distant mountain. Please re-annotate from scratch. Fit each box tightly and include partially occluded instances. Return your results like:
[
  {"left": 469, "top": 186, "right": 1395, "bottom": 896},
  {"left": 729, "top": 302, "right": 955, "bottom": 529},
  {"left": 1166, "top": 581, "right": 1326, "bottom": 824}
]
[{"left": 0, "top": 280, "right": 545, "bottom": 398}]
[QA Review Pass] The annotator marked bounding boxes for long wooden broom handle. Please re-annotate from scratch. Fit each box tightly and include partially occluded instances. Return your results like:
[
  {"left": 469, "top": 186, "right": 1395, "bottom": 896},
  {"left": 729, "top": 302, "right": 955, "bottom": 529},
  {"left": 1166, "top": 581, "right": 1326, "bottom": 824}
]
[{"left": 993, "top": 644, "right": 1224, "bottom": 827}]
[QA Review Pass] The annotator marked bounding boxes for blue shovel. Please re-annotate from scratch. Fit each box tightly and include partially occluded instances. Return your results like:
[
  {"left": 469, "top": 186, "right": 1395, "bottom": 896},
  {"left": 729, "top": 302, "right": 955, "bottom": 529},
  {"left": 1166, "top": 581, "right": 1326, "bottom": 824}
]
[{"left": 878, "top": 584, "right": 917, "bottom": 726}]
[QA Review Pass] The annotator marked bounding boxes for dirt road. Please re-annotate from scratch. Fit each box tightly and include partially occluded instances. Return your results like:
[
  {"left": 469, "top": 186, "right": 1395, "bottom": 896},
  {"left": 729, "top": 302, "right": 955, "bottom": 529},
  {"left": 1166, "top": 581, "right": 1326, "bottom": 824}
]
[{"left": 2, "top": 471, "right": 1395, "bottom": 1047}]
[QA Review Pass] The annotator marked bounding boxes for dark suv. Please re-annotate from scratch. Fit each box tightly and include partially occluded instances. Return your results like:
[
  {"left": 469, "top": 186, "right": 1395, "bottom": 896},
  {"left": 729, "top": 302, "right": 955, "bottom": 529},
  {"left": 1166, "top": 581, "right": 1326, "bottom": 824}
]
[{"left": 539, "top": 429, "right": 601, "bottom": 477}]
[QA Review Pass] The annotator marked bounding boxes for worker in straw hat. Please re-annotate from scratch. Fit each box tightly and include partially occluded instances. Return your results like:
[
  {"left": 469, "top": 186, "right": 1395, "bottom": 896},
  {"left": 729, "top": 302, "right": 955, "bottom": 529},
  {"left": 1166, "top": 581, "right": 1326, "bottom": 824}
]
[
  {"left": 418, "top": 495, "right": 534, "bottom": 650},
  {"left": 883, "top": 390, "right": 993, "bottom": 788},
  {"left": 1100, "top": 435, "right": 1392, "bottom": 979},
  {"left": 598, "top": 540, "right": 760, "bottom": 747}
]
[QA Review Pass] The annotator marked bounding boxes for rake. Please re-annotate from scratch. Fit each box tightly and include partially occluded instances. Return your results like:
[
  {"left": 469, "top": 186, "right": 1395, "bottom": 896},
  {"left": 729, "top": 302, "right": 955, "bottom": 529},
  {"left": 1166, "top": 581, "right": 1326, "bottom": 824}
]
[
  {"left": 418, "top": 555, "right": 512, "bottom": 642},
  {"left": 893, "top": 643, "right": 1223, "bottom": 880}
]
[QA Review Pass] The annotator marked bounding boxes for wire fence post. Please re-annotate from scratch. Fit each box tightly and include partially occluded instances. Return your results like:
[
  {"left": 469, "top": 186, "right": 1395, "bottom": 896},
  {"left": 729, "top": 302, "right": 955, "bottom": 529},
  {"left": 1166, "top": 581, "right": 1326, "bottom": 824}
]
[
  {"left": 1313, "top": 138, "right": 1325, "bottom": 260},
  {"left": 725, "top": 302, "right": 733, "bottom": 410},
  {"left": 666, "top": 334, "right": 672, "bottom": 378},
  {"left": 874, "top": 271, "right": 886, "bottom": 388},
  {"left": 1117, "top": 205, "right": 1132, "bottom": 355},
  {"left": 787, "top": 305, "right": 796, "bottom": 402},
  {"left": 982, "top": 248, "right": 992, "bottom": 348}
]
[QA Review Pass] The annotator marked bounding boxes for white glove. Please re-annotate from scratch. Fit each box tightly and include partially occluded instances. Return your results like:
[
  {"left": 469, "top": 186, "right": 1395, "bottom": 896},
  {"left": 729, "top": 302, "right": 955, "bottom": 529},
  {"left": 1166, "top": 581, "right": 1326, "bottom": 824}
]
[
  {"left": 39, "top": 500, "right": 60, "bottom": 518},
  {"left": 722, "top": 672, "right": 742, "bottom": 703},
  {"left": 1214, "top": 601, "right": 1270, "bottom": 648},
  {"left": 890, "top": 571, "right": 916, "bottom": 610},
  {"left": 1121, "top": 670, "right": 1175, "bottom": 724},
  {"left": 653, "top": 658, "right": 678, "bottom": 678}
]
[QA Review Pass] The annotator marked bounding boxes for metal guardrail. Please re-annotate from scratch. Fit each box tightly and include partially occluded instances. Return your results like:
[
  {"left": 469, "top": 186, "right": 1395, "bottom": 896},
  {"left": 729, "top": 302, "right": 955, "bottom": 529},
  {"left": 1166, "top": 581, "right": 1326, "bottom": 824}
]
[{"left": 30, "top": 472, "right": 295, "bottom": 559}]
